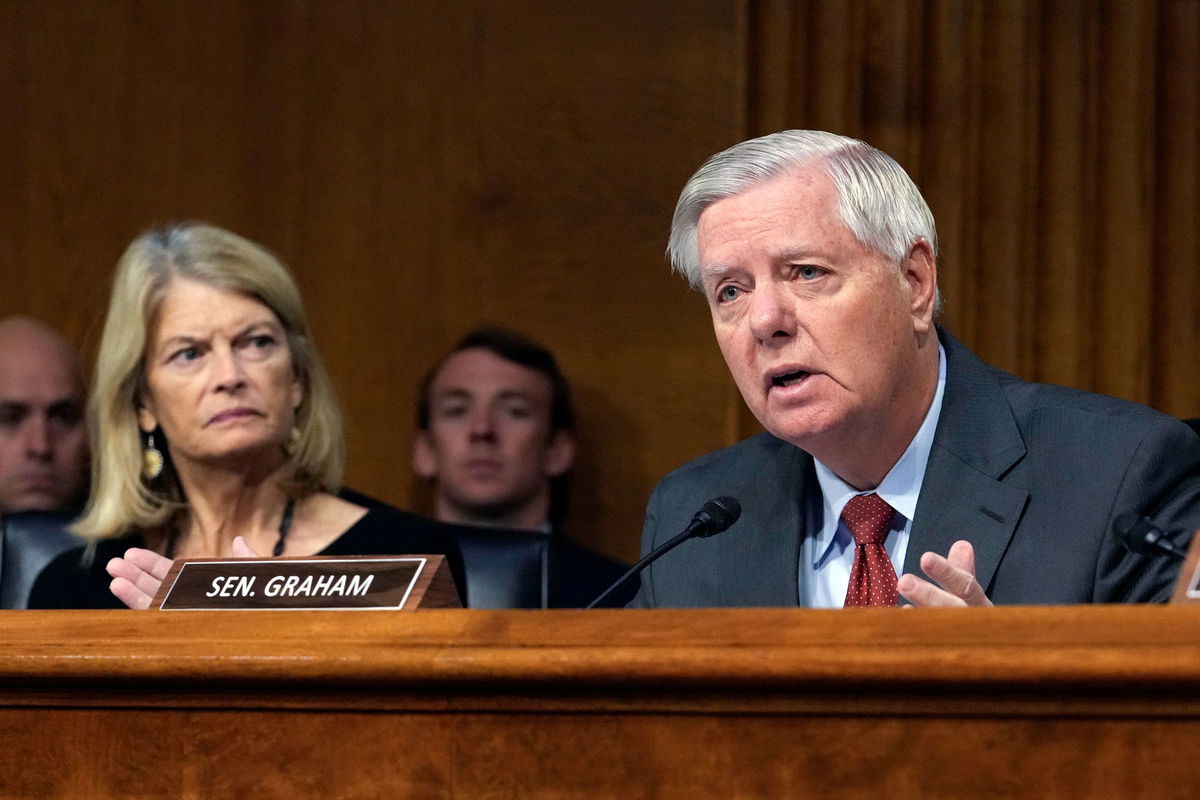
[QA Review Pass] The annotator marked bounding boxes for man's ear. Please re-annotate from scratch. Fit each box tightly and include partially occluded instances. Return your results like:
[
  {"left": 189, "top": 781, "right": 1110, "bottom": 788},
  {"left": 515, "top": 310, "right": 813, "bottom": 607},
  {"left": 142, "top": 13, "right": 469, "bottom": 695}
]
[
  {"left": 411, "top": 431, "right": 439, "bottom": 479},
  {"left": 544, "top": 429, "right": 576, "bottom": 478},
  {"left": 904, "top": 238, "right": 938, "bottom": 335}
]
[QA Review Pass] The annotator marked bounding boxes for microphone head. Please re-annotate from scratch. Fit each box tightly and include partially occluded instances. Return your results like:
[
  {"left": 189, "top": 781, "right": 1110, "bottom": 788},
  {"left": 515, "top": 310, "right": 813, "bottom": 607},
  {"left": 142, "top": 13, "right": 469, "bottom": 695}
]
[
  {"left": 692, "top": 496, "right": 742, "bottom": 538},
  {"left": 1113, "top": 511, "right": 1183, "bottom": 558}
]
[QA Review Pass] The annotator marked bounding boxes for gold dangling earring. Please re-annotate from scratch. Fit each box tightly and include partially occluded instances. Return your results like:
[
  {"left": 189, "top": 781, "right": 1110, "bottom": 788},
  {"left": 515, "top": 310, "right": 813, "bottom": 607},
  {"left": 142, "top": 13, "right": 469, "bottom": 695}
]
[{"left": 143, "top": 432, "right": 164, "bottom": 480}]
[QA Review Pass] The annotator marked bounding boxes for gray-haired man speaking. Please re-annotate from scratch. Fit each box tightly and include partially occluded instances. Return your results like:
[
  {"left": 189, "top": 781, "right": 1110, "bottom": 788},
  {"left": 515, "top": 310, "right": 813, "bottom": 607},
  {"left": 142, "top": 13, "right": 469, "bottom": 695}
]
[{"left": 634, "top": 130, "right": 1199, "bottom": 609}]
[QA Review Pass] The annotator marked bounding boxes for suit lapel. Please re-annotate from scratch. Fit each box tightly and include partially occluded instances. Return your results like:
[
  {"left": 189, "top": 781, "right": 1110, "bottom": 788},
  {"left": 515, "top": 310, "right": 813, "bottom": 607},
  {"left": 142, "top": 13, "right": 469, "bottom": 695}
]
[{"left": 905, "top": 332, "right": 1030, "bottom": 591}]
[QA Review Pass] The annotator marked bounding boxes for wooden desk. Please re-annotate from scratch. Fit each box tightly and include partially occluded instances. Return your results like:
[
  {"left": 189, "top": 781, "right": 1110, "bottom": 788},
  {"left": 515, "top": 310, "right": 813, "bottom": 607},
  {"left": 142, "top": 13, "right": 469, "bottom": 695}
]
[{"left": 0, "top": 607, "right": 1198, "bottom": 798}]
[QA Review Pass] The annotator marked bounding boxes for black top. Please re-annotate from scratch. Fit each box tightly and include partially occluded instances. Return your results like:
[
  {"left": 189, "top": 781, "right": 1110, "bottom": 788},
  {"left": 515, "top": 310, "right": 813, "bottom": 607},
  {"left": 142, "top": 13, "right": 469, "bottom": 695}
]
[
  {"left": 28, "top": 507, "right": 465, "bottom": 609},
  {"left": 546, "top": 537, "right": 633, "bottom": 609}
]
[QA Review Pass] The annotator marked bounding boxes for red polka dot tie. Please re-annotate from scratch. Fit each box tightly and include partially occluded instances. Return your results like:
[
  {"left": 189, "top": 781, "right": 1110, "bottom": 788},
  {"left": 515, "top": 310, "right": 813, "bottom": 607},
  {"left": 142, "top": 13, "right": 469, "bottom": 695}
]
[{"left": 841, "top": 493, "right": 899, "bottom": 608}]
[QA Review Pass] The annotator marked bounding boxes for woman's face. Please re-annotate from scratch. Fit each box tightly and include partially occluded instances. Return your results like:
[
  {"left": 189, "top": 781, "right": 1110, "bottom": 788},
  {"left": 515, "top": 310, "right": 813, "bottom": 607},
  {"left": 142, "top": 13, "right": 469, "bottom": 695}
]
[{"left": 137, "top": 278, "right": 302, "bottom": 472}]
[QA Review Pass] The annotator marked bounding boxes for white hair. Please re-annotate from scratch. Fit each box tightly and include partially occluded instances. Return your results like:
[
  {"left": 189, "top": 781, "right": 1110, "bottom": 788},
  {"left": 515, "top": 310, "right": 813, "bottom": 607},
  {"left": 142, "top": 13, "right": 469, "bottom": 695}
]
[{"left": 667, "top": 130, "right": 938, "bottom": 290}]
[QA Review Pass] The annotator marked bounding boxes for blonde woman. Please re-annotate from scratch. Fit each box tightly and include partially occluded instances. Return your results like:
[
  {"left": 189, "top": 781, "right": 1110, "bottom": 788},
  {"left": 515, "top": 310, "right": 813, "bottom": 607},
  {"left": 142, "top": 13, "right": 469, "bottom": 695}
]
[{"left": 31, "top": 223, "right": 461, "bottom": 608}]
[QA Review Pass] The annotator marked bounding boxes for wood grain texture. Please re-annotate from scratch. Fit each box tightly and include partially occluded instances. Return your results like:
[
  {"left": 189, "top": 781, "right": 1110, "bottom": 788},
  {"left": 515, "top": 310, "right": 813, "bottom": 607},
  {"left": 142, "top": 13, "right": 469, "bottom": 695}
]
[
  {"left": 1, "top": 606, "right": 1199, "bottom": 691},
  {"left": 1, "top": 608, "right": 1200, "bottom": 798}
]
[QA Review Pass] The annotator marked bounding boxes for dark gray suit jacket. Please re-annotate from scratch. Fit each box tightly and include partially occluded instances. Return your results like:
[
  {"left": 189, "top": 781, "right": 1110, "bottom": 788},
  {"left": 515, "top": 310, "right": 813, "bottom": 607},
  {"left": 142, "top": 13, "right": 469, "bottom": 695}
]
[{"left": 633, "top": 332, "right": 1200, "bottom": 607}]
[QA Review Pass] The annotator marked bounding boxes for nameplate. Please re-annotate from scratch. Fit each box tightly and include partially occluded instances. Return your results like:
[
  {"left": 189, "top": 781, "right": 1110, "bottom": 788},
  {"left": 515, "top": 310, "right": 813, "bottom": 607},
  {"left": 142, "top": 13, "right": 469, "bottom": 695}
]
[
  {"left": 152, "top": 555, "right": 461, "bottom": 610},
  {"left": 1171, "top": 531, "right": 1200, "bottom": 604}
]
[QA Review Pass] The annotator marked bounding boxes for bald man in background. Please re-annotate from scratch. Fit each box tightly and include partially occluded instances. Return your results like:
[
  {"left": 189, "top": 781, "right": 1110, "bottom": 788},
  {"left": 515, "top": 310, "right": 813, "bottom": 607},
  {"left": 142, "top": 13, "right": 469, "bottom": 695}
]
[{"left": 0, "top": 316, "right": 89, "bottom": 515}]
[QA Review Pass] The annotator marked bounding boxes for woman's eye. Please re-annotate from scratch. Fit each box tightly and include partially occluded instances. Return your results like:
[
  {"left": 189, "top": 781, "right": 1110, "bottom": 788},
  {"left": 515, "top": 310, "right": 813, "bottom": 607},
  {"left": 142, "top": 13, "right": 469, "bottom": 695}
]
[
  {"left": 239, "top": 333, "right": 279, "bottom": 358},
  {"left": 170, "top": 347, "right": 200, "bottom": 363}
]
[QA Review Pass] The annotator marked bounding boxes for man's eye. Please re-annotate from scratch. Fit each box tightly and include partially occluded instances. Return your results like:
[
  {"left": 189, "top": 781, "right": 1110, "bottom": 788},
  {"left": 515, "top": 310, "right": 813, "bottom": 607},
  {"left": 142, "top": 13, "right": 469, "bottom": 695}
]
[
  {"left": 797, "top": 265, "right": 824, "bottom": 280},
  {"left": 48, "top": 403, "right": 83, "bottom": 426},
  {"left": 717, "top": 285, "right": 741, "bottom": 303},
  {"left": 250, "top": 335, "right": 275, "bottom": 348},
  {"left": 505, "top": 405, "right": 533, "bottom": 420}
]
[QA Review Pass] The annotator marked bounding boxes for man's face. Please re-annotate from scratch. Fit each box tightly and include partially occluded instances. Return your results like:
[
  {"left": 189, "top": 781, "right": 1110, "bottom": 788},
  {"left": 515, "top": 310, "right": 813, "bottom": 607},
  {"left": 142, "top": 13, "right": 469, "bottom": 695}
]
[
  {"left": 696, "top": 165, "right": 937, "bottom": 466},
  {"left": 0, "top": 339, "right": 88, "bottom": 513},
  {"left": 413, "top": 348, "right": 573, "bottom": 526}
]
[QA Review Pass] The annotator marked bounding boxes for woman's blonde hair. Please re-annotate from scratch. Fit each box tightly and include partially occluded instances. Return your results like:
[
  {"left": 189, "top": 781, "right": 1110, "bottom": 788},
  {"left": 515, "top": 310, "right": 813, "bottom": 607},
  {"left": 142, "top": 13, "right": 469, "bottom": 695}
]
[{"left": 74, "top": 222, "right": 344, "bottom": 541}]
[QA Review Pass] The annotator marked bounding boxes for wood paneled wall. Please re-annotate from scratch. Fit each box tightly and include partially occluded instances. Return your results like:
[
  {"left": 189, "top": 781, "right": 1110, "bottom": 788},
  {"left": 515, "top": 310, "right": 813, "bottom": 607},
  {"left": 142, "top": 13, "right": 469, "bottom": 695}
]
[
  {"left": 745, "top": 0, "right": 1200, "bottom": 436},
  {"left": 1, "top": 1, "right": 1196, "bottom": 561}
]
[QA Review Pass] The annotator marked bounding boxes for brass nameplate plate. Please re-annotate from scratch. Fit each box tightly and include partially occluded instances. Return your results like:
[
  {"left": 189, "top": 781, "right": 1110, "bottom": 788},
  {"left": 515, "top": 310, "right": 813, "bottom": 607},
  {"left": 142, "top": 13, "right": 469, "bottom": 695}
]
[
  {"left": 1171, "top": 531, "right": 1200, "bottom": 604},
  {"left": 152, "top": 554, "right": 461, "bottom": 610}
]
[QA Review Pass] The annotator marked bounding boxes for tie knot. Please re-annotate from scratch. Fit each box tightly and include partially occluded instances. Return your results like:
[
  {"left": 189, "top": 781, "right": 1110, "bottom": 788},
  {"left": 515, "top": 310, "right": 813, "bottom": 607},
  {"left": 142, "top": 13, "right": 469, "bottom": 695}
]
[{"left": 841, "top": 493, "right": 895, "bottom": 546}]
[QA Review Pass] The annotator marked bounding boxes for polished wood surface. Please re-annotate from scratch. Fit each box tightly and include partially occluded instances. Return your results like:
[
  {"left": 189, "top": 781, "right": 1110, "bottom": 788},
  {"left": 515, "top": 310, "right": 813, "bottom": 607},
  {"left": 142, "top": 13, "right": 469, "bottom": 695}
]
[
  {"left": 2, "top": 1, "right": 1197, "bottom": 564},
  {"left": 1, "top": 607, "right": 1199, "bottom": 797}
]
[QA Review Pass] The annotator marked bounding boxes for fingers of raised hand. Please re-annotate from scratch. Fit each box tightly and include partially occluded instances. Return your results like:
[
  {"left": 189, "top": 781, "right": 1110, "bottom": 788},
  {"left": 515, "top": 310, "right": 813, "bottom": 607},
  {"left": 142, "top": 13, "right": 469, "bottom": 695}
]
[
  {"left": 108, "top": 576, "right": 153, "bottom": 610},
  {"left": 896, "top": 573, "right": 964, "bottom": 607},
  {"left": 897, "top": 540, "right": 992, "bottom": 607},
  {"left": 106, "top": 551, "right": 171, "bottom": 609},
  {"left": 122, "top": 547, "right": 173, "bottom": 580},
  {"left": 945, "top": 539, "right": 976, "bottom": 574}
]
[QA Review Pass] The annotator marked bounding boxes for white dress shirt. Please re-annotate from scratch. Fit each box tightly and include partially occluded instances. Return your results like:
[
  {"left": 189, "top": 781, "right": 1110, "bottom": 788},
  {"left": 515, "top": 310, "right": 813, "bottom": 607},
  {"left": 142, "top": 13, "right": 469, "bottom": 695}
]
[{"left": 801, "top": 345, "right": 947, "bottom": 607}]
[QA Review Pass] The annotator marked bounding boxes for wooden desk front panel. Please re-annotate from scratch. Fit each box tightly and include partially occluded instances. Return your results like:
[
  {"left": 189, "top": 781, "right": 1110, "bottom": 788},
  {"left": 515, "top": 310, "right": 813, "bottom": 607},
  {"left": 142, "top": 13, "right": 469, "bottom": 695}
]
[
  {"left": 1, "top": 708, "right": 1196, "bottom": 798},
  {"left": 0, "top": 608, "right": 1196, "bottom": 799}
]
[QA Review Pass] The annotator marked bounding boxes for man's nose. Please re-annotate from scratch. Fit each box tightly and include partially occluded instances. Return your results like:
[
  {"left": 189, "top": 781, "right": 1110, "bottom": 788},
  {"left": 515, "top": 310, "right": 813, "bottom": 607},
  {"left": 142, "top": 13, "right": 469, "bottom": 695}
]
[
  {"left": 467, "top": 410, "right": 497, "bottom": 442},
  {"left": 747, "top": 281, "right": 797, "bottom": 345},
  {"left": 23, "top": 415, "right": 52, "bottom": 459}
]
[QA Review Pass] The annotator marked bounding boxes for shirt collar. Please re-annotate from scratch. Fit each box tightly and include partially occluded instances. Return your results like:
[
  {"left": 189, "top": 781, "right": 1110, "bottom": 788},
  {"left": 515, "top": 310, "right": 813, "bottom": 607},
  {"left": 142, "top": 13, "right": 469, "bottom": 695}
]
[{"left": 811, "top": 344, "right": 947, "bottom": 556}]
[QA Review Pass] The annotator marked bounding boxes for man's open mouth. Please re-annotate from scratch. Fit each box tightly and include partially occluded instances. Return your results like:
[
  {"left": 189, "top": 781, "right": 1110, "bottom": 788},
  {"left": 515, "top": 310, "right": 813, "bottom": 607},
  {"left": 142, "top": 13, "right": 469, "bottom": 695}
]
[{"left": 772, "top": 370, "right": 810, "bottom": 388}]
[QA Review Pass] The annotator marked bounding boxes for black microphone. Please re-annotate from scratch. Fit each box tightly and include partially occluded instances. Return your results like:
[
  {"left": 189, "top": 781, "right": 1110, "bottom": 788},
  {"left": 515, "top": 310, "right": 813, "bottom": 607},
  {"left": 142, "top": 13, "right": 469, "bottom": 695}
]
[
  {"left": 586, "top": 496, "right": 742, "bottom": 609},
  {"left": 1113, "top": 512, "right": 1189, "bottom": 561}
]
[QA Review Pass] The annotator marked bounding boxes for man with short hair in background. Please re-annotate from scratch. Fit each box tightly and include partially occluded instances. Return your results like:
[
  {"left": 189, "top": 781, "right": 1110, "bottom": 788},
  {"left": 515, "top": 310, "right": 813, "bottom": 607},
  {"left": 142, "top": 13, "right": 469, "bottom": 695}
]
[
  {"left": 0, "top": 316, "right": 88, "bottom": 515},
  {"left": 413, "top": 326, "right": 629, "bottom": 607},
  {"left": 0, "top": 315, "right": 89, "bottom": 608}
]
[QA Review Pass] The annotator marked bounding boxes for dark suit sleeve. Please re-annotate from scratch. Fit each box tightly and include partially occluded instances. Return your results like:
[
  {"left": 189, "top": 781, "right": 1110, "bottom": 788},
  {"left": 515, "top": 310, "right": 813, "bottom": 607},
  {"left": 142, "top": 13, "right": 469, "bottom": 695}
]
[{"left": 1094, "top": 417, "right": 1200, "bottom": 603}]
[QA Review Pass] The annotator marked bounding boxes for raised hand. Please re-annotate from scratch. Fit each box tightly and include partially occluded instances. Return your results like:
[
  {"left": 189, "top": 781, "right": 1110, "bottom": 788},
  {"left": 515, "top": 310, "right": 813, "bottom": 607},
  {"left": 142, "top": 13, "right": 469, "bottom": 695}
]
[{"left": 897, "top": 540, "right": 993, "bottom": 607}]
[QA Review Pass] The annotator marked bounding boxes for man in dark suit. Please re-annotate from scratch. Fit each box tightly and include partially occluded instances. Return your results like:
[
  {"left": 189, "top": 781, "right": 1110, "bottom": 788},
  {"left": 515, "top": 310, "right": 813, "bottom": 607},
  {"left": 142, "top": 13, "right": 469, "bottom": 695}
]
[
  {"left": 0, "top": 315, "right": 89, "bottom": 608},
  {"left": 635, "top": 130, "right": 1200, "bottom": 608}
]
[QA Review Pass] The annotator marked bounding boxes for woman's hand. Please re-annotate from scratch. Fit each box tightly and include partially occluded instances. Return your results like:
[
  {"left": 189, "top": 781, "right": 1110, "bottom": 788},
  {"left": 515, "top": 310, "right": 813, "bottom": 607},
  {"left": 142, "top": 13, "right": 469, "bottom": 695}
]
[
  {"left": 106, "top": 548, "right": 172, "bottom": 610},
  {"left": 106, "top": 537, "right": 262, "bottom": 610}
]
